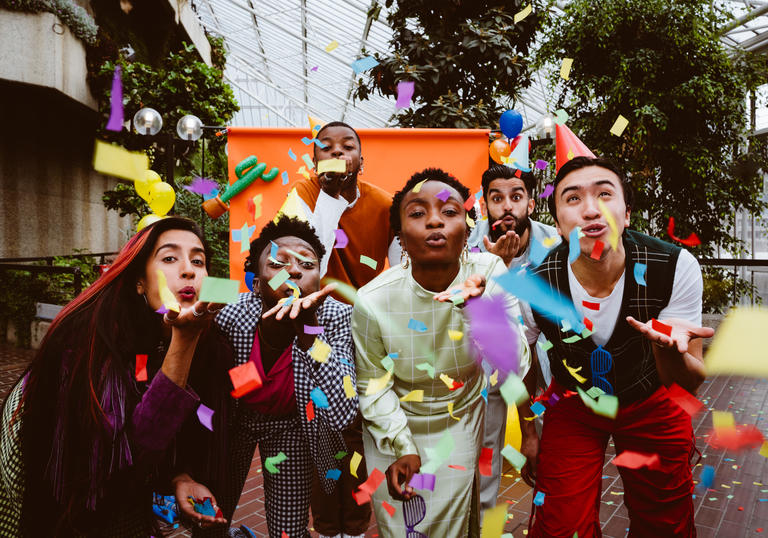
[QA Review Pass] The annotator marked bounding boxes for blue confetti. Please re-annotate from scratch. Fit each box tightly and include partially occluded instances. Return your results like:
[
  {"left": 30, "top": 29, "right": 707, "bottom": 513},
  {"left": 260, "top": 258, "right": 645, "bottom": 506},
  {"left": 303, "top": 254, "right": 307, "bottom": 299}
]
[
  {"left": 270, "top": 241, "right": 278, "bottom": 259},
  {"left": 533, "top": 491, "right": 546, "bottom": 506},
  {"left": 530, "top": 401, "right": 547, "bottom": 416},
  {"left": 350, "top": 55, "right": 379, "bottom": 74},
  {"left": 634, "top": 262, "right": 647, "bottom": 286},
  {"left": 310, "top": 387, "right": 329, "bottom": 408},
  {"left": 700, "top": 465, "right": 715, "bottom": 489},
  {"left": 281, "top": 171, "right": 289, "bottom": 185},
  {"left": 245, "top": 271, "right": 255, "bottom": 292},
  {"left": 203, "top": 188, "right": 219, "bottom": 201},
  {"left": 288, "top": 148, "right": 297, "bottom": 161},
  {"left": 408, "top": 318, "right": 428, "bottom": 333},
  {"left": 481, "top": 387, "right": 488, "bottom": 403},
  {"left": 529, "top": 238, "right": 550, "bottom": 266},
  {"left": 325, "top": 468, "right": 341, "bottom": 480},
  {"left": 568, "top": 227, "right": 581, "bottom": 263}
]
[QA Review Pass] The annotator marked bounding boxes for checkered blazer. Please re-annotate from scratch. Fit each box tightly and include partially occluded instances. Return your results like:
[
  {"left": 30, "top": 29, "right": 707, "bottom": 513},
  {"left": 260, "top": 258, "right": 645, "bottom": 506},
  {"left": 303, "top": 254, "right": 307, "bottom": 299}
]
[{"left": 216, "top": 292, "right": 358, "bottom": 493}]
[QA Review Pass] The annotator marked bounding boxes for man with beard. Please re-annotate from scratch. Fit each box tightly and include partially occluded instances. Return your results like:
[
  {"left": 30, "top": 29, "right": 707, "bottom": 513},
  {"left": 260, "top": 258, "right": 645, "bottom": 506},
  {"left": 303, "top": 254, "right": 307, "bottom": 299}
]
[{"left": 467, "top": 164, "right": 560, "bottom": 511}]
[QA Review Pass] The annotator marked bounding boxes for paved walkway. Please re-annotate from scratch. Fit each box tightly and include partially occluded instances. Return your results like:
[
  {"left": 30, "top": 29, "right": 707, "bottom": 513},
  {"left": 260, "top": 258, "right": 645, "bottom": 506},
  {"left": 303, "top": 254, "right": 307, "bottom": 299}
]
[{"left": 1, "top": 342, "right": 766, "bottom": 537}]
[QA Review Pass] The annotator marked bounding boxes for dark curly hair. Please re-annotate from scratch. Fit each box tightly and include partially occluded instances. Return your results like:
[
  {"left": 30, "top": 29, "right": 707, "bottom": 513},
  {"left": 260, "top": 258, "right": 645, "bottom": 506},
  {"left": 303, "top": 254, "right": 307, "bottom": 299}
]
[
  {"left": 481, "top": 164, "right": 536, "bottom": 200},
  {"left": 314, "top": 121, "right": 361, "bottom": 154},
  {"left": 546, "top": 156, "right": 634, "bottom": 221},
  {"left": 389, "top": 167, "right": 477, "bottom": 237},
  {"left": 244, "top": 216, "right": 326, "bottom": 275}
]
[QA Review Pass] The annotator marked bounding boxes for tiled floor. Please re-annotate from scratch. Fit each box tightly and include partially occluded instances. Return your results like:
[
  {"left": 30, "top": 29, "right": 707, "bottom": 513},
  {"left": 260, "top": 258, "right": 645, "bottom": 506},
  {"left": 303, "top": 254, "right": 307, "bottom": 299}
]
[{"left": 2, "top": 342, "right": 766, "bottom": 537}]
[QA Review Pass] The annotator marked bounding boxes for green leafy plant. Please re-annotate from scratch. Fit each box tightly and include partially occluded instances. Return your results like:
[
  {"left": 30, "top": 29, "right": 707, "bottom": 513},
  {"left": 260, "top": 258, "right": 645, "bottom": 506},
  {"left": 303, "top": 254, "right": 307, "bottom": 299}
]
[
  {"left": 2, "top": 0, "right": 98, "bottom": 44},
  {"left": 535, "top": 0, "right": 768, "bottom": 310},
  {"left": 354, "top": 0, "right": 546, "bottom": 128}
]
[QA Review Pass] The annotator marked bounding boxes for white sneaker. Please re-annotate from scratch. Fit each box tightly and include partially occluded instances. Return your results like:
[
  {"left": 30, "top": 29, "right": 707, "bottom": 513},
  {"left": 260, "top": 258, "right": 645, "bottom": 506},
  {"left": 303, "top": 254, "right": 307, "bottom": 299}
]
[{"left": 343, "top": 534, "right": 365, "bottom": 538}]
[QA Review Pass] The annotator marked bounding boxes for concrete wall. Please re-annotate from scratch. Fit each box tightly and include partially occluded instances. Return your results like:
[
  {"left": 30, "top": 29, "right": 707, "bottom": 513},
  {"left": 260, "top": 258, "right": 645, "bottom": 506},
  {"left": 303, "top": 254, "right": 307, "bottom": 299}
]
[{"left": 0, "top": 80, "right": 133, "bottom": 258}]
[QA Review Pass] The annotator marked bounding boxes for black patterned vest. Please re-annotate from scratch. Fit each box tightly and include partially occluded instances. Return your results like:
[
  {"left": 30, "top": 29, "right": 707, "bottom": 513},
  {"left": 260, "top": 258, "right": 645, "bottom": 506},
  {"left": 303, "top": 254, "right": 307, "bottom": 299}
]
[{"left": 531, "top": 230, "right": 680, "bottom": 404}]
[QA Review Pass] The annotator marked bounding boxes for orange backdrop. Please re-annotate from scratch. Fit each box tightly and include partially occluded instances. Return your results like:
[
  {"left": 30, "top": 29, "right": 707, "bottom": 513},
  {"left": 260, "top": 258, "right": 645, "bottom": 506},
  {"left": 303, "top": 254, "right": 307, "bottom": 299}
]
[{"left": 226, "top": 127, "right": 490, "bottom": 286}]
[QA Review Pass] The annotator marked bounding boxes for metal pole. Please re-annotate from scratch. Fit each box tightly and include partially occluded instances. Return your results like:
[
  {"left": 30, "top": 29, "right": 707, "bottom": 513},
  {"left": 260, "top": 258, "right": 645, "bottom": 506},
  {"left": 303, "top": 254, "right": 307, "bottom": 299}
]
[{"left": 201, "top": 136, "right": 206, "bottom": 236}]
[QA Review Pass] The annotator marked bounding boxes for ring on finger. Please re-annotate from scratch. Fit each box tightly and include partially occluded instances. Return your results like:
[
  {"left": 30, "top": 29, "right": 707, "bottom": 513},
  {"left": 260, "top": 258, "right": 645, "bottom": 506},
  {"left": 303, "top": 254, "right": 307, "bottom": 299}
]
[
  {"left": 193, "top": 308, "right": 205, "bottom": 317},
  {"left": 207, "top": 307, "right": 222, "bottom": 314}
]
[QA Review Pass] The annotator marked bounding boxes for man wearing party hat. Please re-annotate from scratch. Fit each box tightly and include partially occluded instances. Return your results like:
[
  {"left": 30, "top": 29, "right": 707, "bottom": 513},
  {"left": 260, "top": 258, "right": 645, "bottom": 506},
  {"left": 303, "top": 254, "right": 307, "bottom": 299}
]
[
  {"left": 467, "top": 135, "right": 560, "bottom": 512},
  {"left": 517, "top": 124, "right": 712, "bottom": 537}
]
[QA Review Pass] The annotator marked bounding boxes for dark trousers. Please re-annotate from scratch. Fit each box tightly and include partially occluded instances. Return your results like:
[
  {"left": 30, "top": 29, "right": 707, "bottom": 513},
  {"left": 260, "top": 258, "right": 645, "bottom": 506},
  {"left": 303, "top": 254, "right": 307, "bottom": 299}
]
[{"left": 310, "top": 412, "right": 372, "bottom": 536}]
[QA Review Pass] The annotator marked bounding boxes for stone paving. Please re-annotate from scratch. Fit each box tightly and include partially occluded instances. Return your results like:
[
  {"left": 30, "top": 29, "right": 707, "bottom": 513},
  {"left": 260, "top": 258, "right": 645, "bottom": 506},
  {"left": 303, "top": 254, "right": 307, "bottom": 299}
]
[{"left": 1, "top": 342, "right": 766, "bottom": 537}]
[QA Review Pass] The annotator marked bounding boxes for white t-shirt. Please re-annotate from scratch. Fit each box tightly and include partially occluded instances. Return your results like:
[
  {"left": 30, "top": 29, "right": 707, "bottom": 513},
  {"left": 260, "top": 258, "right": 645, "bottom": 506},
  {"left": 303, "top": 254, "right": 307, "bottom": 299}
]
[{"left": 523, "top": 249, "right": 702, "bottom": 346}]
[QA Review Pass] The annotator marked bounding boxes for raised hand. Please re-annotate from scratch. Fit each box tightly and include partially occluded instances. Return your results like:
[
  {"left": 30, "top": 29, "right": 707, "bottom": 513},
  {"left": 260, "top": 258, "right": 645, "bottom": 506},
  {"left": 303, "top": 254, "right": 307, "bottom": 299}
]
[
  {"left": 433, "top": 274, "right": 486, "bottom": 305},
  {"left": 483, "top": 230, "right": 522, "bottom": 267},
  {"left": 385, "top": 454, "right": 421, "bottom": 501},
  {"left": 626, "top": 316, "right": 714, "bottom": 354},
  {"left": 172, "top": 473, "right": 227, "bottom": 529},
  {"left": 318, "top": 157, "right": 353, "bottom": 198},
  {"left": 164, "top": 301, "right": 224, "bottom": 332}
]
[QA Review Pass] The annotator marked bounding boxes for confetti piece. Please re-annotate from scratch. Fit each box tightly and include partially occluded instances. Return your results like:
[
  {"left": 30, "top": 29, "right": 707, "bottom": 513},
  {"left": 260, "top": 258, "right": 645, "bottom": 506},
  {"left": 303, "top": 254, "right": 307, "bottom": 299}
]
[
  {"left": 760, "top": 442, "right": 768, "bottom": 458},
  {"left": 301, "top": 153, "right": 314, "bottom": 170},
  {"left": 412, "top": 179, "right": 427, "bottom": 193},
  {"left": 560, "top": 58, "right": 573, "bottom": 80},
  {"left": 563, "top": 360, "right": 587, "bottom": 384},
  {"left": 530, "top": 401, "right": 546, "bottom": 416},
  {"left": 325, "top": 468, "right": 341, "bottom": 480},
  {"left": 309, "top": 338, "right": 331, "bottom": 362},
  {"left": 582, "top": 300, "right": 600, "bottom": 311},
  {"left": 535, "top": 159, "right": 549, "bottom": 170},
  {"left": 481, "top": 503, "right": 508, "bottom": 538},
  {"left": 365, "top": 371, "right": 392, "bottom": 395},
  {"left": 448, "top": 464, "right": 467, "bottom": 471},
  {"left": 590, "top": 240, "right": 605, "bottom": 260},
  {"left": 700, "top": 465, "right": 715, "bottom": 489},
  {"left": 382, "top": 500, "right": 396, "bottom": 517},
  {"left": 633, "top": 262, "right": 647, "bottom": 286},
  {"left": 135, "top": 354, "right": 148, "bottom": 382},
  {"left": 415, "top": 362, "right": 435, "bottom": 378},
  {"left": 156, "top": 270, "right": 181, "bottom": 313},
  {"left": 93, "top": 140, "right": 149, "bottom": 182},
  {"left": 249, "top": 194, "right": 262, "bottom": 220},
  {"left": 440, "top": 373, "right": 456, "bottom": 389},
  {"left": 448, "top": 330, "right": 463, "bottom": 341},
  {"left": 333, "top": 228, "right": 349, "bottom": 249},
  {"left": 447, "top": 401, "right": 461, "bottom": 421},
  {"left": 381, "top": 354, "right": 396, "bottom": 372},
  {"left": 597, "top": 199, "right": 619, "bottom": 249},
  {"left": 301, "top": 136, "right": 327, "bottom": 148},
  {"left": 466, "top": 214, "right": 475, "bottom": 228},
  {"left": 463, "top": 197, "right": 475, "bottom": 211},
  {"left": 281, "top": 171, "right": 289, "bottom": 185},
  {"left": 350, "top": 451, "right": 363, "bottom": 478},
  {"left": 501, "top": 444, "right": 527, "bottom": 471},
  {"left": 408, "top": 318, "right": 428, "bottom": 333},
  {"left": 563, "top": 334, "right": 582, "bottom": 343},
  {"left": 343, "top": 375, "right": 356, "bottom": 399},
  {"left": 613, "top": 451, "right": 661, "bottom": 470},
  {"left": 533, "top": 491, "right": 546, "bottom": 506},
  {"left": 650, "top": 318, "right": 672, "bottom": 337},
  {"left": 489, "top": 369, "right": 499, "bottom": 386},
  {"left": 304, "top": 325, "right": 324, "bottom": 335},
  {"left": 360, "top": 255, "right": 378, "bottom": 270},
  {"left": 667, "top": 217, "right": 701, "bottom": 247},
  {"left": 184, "top": 176, "right": 218, "bottom": 195},
  {"left": 355, "top": 467, "right": 385, "bottom": 502},
  {"left": 335, "top": 451, "right": 347, "bottom": 459},
  {"left": 306, "top": 400, "right": 314, "bottom": 421},
  {"left": 435, "top": 188, "right": 451, "bottom": 202},
  {"left": 465, "top": 295, "right": 520, "bottom": 375},
  {"left": 234, "top": 222, "right": 256, "bottom": 253},
  {"left": 310, "top": 387, "right": 329, "bottom": 408},
  {"left": 499, "top": 373, "right": 529, "bottom": 406},
  {"left": 554, "top": 109, "right": 569, "bottom": 125},
  {"left": 479, "top": 447, "right": 493, "bottom": 476},
  {"left": 396, "top": 80, "right": 415, "bottom": 109},
  {"left": 610, "top": 115, "right": 629, "bottom": 137},
  {"left": 288, "top": 148, "right": 297, "bottom": 161},
  {"left": 514, "top": 4, "right": 532, "bottom": 23},
  {"left": 409, "top": 473, "right": 436, "bottom": 491},
  {"left": 421, "top": 429, "right": 455, "bottom": 474},
  {"left": 350, "top": 55, "right": 379, "bottom": 74},
  {"left": 196, "top": 404, "right": 214, "bottom": 431},
  {"left": 317, "top": 158, "right": 347, "bottom": 174},
  {"left": 567, "top": 226, "right": 582, "bottom": 263},
  {"left": 667, "top": 383, "right": 703, "bottom": 416},
  {"left": 325, "top": 40, "right": 338, "bottom": 52},
  {"left": 400, "top": 389, "right": 424, "bottom": 402},
  {"left": 539, "top": 339, "right": 554, "bottom": 352},
  {"left": 705, "top": 307, "right": 768, "bottom": 377},
  {"left": 708, "top": 423, "right": 764, "bottom": 451},
  {"left": 264, "top": 451, "right": 287, "bottom": 473},
  {"left": 268, "top": 269, "right": 290, "bottom": 290},
  {"left": 577, "top": 387, "right": 618, "bottom": 418},
  {"left": 106, "top": 65, "right": 124, "bottom": 131}
]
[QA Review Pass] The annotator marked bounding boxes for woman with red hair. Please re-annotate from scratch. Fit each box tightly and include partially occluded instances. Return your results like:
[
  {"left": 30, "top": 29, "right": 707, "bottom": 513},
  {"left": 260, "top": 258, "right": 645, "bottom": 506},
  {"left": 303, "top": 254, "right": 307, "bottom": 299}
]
[{"left": 0, "top": 217, "right": 232, "bottom": 536}]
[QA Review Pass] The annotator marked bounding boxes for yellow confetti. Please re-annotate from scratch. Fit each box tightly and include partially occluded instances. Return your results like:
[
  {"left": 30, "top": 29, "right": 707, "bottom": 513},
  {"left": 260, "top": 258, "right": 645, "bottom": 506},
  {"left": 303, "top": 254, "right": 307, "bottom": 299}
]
[
  {"left": 297, "top": 165, "right": 310, "bottom": 179},
  {"left": 343, "top": 375, "right": 356, "bottom": 399},
  {"left": 448, "top": 330, "right": 463, "bottom": 341},
  {"left": 466, "top": 214, "right": 475, "bottom": 228},
  {"left": 712, "top": 410, "right": 735, "bottom": 431},
  {"left": 610, "top": 114, "right": 629, "bottom": 137},
  {"left": 317, "top": 158, "right": 347, "bottom": 174},
  {"left": 309, "top": 338, "right": 331, "bottom": 363},
  {"left": 412, "top": 179, "right": 427, "bottom": 193},
  {"left": 597, "top": 199, "right": 619, "bottom": 250},
  {"left": 400, "top": 389, "right": 424, "bottom": 402},
  {"left": 252, "top": 194, "right": 262, "bottom": 219},
  {"left": 560, "top": 58, "right": 574, "bottom": 80},
  {"left": 513, "top": 4, "right": 532, "bottom": 23},
  {"left": 364, "top": 371, "right": 392, "bottom": 395},
  {"left": 481, "top": 503, "right": 508, "bottom": 537},
  {"left": 563, "top": 359, "right": 587, "bottom": 384},
  {"left": 760, "top": 441, "right": 768, "bottom": 458},
  {"left": 567, "top": 149, "right": 574, "bottom": 161},
  {"left": 447, "top": 401, "right": 461, "bottom": 421},
  {"left": 350, "top": 451, "right": 362, "bottom": 477},
  {"left": 156, "top": 270, "right": 180, "bottom": 313},
  {"left": 543, "top": 236, "right": 558, "bottom": 248},
  {"left": 325, "top": 40, "right": 339, "bottom": 52},
  {"left": 705, "top": 307, "right": 768, "bottom": 377},
  {"left": 439, "top": 373, "right": 455, "bottom": 389},
  {"left": 489, "top": 370, "right": 499, "bottom": 386},
  {"left": 93, "top": 140, "right": 149, "bottom": 181}
]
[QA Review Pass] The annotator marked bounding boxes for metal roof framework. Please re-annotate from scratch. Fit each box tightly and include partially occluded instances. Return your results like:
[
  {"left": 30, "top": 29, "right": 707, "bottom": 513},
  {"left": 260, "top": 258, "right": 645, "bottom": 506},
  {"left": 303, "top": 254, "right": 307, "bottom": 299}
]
[{"left": 191, "top": 0, "right": 768, "bottom": 132}]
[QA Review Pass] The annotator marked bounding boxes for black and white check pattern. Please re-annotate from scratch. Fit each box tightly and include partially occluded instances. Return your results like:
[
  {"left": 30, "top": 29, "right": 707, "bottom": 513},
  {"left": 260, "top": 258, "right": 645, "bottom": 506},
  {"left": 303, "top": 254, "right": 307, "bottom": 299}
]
[
  {"left": 0, "top": 380, "right": 23, "bottom": 536},
  {"left": 531, "top": 230, "right": 681, "bottom": 404},
  {"left": 214, "top": 293, "right": 358, "bottom": 533}
]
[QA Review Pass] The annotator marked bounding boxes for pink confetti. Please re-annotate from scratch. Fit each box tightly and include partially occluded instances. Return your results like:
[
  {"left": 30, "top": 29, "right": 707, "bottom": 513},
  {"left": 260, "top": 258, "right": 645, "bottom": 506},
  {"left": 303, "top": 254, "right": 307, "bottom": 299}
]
[
  {"left": 184, "top": 176, "right": 219, "bottom": 195},
  {"left": 396, "top": 81, "right": 415, "bottom": 109},
  {"left": 334, "top": 229, "right": 349, "bottom": 248},
  {"left": 539, "top": 184, "right": 555, "bottom": 198},
  {"left": 304, "top": 325, "right": 324, "bottom": 335},
  {"left": 311, "top": 66, "right": 318, "bottom": 71},
  {"left": 196, "top": 404, "right": 214, "bottom": 431},
  {"left": 106, "top": 65, "right": 124, "bottom": 131},
  {"left": 535, "top": 159, "right": 549, "bottom": 170},
  {"left": 435, "top": 189, "right": 451, "bottom": 202}
]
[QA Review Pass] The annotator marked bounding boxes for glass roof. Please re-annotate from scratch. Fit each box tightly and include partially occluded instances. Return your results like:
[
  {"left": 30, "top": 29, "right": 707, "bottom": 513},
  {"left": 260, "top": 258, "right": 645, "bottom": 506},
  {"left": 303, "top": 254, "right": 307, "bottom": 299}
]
[{"left": 192, "top": 0, "right": 768, "bottom": 131}]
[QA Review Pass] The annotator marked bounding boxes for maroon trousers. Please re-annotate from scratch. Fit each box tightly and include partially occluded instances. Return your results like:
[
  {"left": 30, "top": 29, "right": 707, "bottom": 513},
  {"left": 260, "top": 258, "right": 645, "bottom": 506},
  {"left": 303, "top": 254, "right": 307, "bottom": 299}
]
[{"left": 529, "top": 385, "right": 696, "bottom": 538}]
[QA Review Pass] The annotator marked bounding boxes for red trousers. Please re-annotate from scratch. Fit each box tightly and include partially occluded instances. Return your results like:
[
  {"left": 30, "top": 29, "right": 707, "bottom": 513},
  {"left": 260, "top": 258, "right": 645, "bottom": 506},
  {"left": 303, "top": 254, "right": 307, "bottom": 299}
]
[{"left": 529, "top": 385, "right": 696, "bottom": 538}]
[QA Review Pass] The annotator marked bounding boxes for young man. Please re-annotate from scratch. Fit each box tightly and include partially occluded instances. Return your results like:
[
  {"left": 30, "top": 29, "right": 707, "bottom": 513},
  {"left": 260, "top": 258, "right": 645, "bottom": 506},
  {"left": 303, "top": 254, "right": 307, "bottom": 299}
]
[
  {"left": 519, "top": 156, "right": 712, "bottom": 537},
  {"left": 467, "top": 164, "right": 560, "bottom": 511},
  {"left": 294, "top": 121, "right": 399, "bottom": 538}
]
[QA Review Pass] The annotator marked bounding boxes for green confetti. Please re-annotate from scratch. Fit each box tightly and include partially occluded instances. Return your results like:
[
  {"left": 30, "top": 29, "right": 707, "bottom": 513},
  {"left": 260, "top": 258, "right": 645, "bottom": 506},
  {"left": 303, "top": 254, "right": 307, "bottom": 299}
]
[
  {"left": 500, "top": 373, "right": 529, "bottom": 406},
  {"left": 264, "top": 451, "right": 287, "bottom": 473},
  {"left": 360, "top": 255, "right": 378, "bottom": 270},
  {"left": 267, "top": 268, "right": 290, "bottom": 290},
  {"left": 199, "top": 276, "right": 240, "bottom": 304},
  {"left": 415, "top": 362, "right": 435, "bottom": 378}
]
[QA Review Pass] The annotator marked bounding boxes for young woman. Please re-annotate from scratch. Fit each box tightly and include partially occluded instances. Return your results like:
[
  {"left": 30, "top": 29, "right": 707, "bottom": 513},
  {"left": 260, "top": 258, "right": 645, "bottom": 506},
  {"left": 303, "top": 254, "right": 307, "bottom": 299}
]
[
  {"left": 352, "top": 168, "right": 529, "bottom": 537},
  {"left": 211, "top": 216, "right": 358, "bottom": 538},
  {"left": 0, "top": 217, "right": 232, "bottom": 536}
]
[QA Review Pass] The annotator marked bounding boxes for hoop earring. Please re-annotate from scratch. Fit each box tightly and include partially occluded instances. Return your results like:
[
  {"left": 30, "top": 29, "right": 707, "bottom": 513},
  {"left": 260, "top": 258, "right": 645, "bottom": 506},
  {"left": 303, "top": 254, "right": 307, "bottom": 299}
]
[
  {"left": 400, "top": 249, "right": 410, "bottom": 269},
  {"left": 460, "top": 244, "right": 470, "bottom": 264}
]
